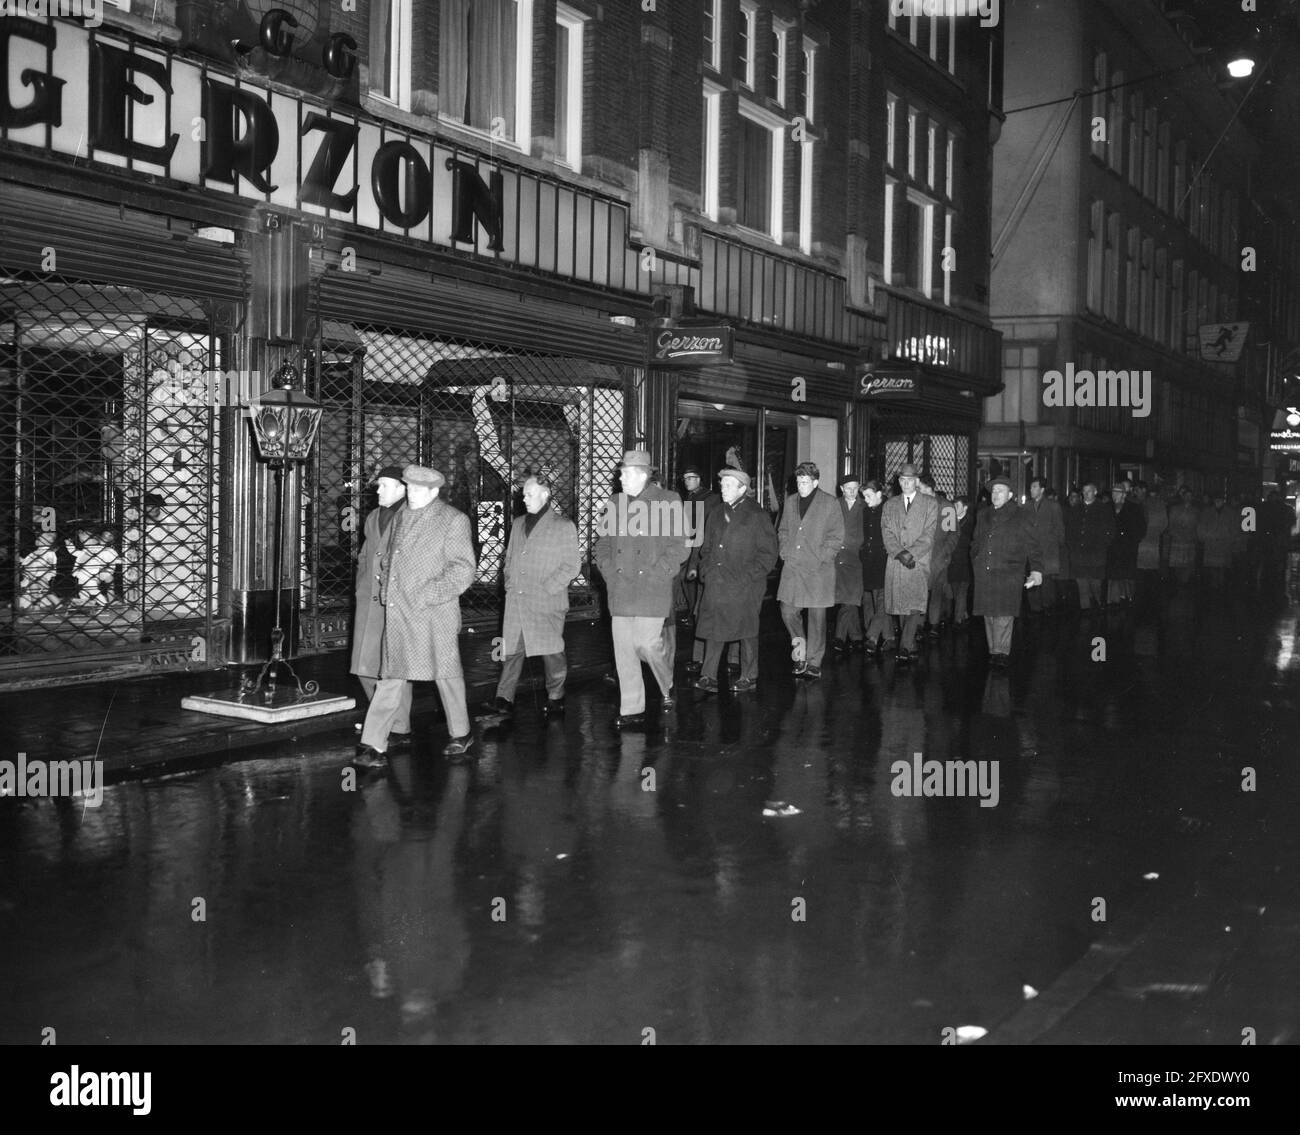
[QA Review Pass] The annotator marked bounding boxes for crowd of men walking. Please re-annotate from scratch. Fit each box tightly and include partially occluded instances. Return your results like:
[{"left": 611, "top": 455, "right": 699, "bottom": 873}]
[{"left": 347, "top": 453, "right": 1299, "bottom": 761}]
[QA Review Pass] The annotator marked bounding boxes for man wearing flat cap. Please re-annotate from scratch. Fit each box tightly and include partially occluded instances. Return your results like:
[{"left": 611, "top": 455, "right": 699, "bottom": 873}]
[
  {"left": 594, "top": 449, "right": 691, "bottom": 728},
  {"left": 689, "top": 468, "right": 777, "bottom": 692},
  {"left": 972, "top": 475, "right": 1044, "bottom": 667},
  {"left": 777, "top": 461, "right": 844, "bottom": 679},
  {"left": 350, "top": 465, "right": 411, "bottom": 760},
  {"left": 881, "top": 462, "right": 938, "bottom": 663},
  {"left": 357, "top": 464, "right": 478, "bottom": 761}
]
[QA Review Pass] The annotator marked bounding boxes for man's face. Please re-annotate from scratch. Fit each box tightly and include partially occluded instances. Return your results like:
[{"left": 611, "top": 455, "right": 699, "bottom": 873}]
[
  {"left": 720, "top": 476, "right": 745, "bottom": 504},
  {"left": 864, "top": 486, "right": 883, "bottom": 507},
  {"left": 376, "top": 477, "right": 405, "bottom": 508},
  {"left": 795, "top": 474, "right": 817, "bottom": 498},
  {"left": 683, "top": 473, "right": 701, "bottom": 494},
  {"left": 991, "top": 484, "right": 1012, "bottom": 508},
  {"left": 406, "top": 482, "right": 437, "bottom": 508},
  {"left": 620, "top": 466, "right": 649, "bottom": 495},
  {"left": 522, "top": 479, "right": 549, "bottom": 514},
  {"left": 841, "top": 480, "right": 860, "bottom": 503},
  {"left": 1029, "top": 482, "right": 1044, "bottom": 502},
  {"left": 955, "top": 500, "right": 968, "bottom": 518},
  {"left": 1131, "top": 485, "right": 1145, "bottom": 502},
  {"left": 1111, "top": 485, "right": 1128, "bottom": 506},
  {"left": 1082, "top": 484, "right": 1098, "bottom": 504},
  {"left": 899, "top": 474, "right": 918, "bottom": 496}
]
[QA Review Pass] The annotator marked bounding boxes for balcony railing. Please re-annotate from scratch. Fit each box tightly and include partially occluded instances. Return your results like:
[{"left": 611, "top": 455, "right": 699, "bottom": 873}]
[{"left": 882, "top": 288, "right": 1001, "bottom": 382}]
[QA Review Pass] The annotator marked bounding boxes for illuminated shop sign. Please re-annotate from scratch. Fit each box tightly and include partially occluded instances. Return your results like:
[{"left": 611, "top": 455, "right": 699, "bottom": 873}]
[
  {"left": 650, "top": 325, "right": 733, "bottom": 366},
  {"left": 855, "top": 365, "right": 922, "bottom": 400},
  {"left": 1, "top": 16, "right": 638, "bottom": 288}
]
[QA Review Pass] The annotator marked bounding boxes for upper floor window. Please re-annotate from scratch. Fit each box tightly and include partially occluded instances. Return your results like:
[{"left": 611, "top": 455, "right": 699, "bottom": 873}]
[
  {"left": 738, "top": 2, "right": 758, "bottom": 89},
  {"left": 736, "top": 101, "right": 785, "bottom": 240},
  {"left": 555, "top": 4, "right": 586, "bottom": 169},
  {"left": 770, "top": 19, "right": 791, "bottom": 106},
  {"left": 370, "top": 0, "right": 413, "bottom": 109},
  {"left": 800, "top": 39, "right": 817, "bottom": 123},
  {"left": 889, "top": 5, "right": 956, "bottom": 74},
  {"left": 440, "top": 0, "right": 533, "bottom": 147},
  {"left": 704, "top": 0, "right": 722, "bottom": 72}
]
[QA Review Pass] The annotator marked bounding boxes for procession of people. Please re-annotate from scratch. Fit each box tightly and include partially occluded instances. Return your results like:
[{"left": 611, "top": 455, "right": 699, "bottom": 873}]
[{"left": 349, "top": 456, "right": 1298, "bottom": 762}]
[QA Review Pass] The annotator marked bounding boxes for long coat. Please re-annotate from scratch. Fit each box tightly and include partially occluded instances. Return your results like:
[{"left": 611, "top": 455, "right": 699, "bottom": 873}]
[
  {"left": 1026, "top": 497, "right": 1065, "bottom": 576},
  {"left": 380, "top": 499, "right": 476, "bottom": 681},
  {"left": 881, "top": 492, "right": 939, "bottom": 615},
  {"left": 594, "top": 482, "right": 690, "bottom": 617},
  {"left": 501, "top": 508, "right": 580, "bottom": 656},
  {"left": 350, "top": 502, "right": 402, "bottom": 678},
  {"left": 1197, "top": 505, "right": 1237, "bottom": 568},
  {"left": 834, "top": 497, "right": 866, "bottom": 604},
  {"left": 777, "top": 489, "right": 844, "bottom": 608},
  {"left": 1107, "top": 500, "right": 1148, "bottom": 580},
  {"left": 1137, "top": 496, "right": 1168, "bottom": 570},
  {"left": 1167, "top": 501, "right": 1200, "bottom": 568},
  {"left": 694, "top": 497, "right": 779, "bottom": 641},
  {"left": 1063, "top": 498, "right": 1115, "bottom": 578},
  {"left": 859, "top": 502, "right": 888, "bottom": 591},
  {"left": 972, "top": 501, "right": 1045, "bottom": 617},
  {"left": 928, "top": 493, "right": 958, "bottom": 586}
]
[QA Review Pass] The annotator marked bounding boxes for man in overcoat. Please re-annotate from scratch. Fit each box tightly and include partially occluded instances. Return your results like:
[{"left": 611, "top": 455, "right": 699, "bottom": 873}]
[
  {"left": 972, "top": 476, "right": 1044, "bottom": 666},
  {"left": 357, "top": 465, "right": 478, "bottom": 762},
  {"left": 676, "top": 466, "right": 721, "bottom": 675},
  {"left": 920, "top": 474, "right": 956, "bottom": 638},
  {"left": 480, "top": 471, "right": 579, "bottom": 720},
  {"left": 881, "top": 463, "right": 938, "bottom": 663},
  {"left": 777, "top": 461, "right": 844, "bottom": 680},
  {"left": 1063, "top": 481, "right": 1115, "bottom": 611},
  {"left": 350, "top": 466, "right": 410, "bottom": 755},
  {"left": 859, "top": 480, "right": 892, "bottom": 655},
  {"left": 1133, "top": 480, "right": 1167, "bottom": 605},
  {"left": 594, "top": 450, "right": 691, "bottom": 728},
  {"left": 691, "top": 468, "right": 778, "bottom": 693},
  {"left": 1166, "top": 485, "right": 1200, "bottom": 587},
  {"left": 832, "top": 473, "right": 866, "bottom": 652},
  {"left": 1196, "top": 490, "right": 1237, "bottom": 590},
  {"left": 1106, "top": 480, "right": 1147, "bottom": 605},
  {"left": 1025, "top": 476, "right": 1065, "bottom": 614}
]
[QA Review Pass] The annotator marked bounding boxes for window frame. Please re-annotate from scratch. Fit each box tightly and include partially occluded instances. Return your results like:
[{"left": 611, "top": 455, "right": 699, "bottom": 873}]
[
  {"left": 738, "top": 1, "right": 758, "bottom": 90},
  {"left": 704, "top": 0, "right": 722, "bottom": 73},
  {"left": 369, "top": 0, "right": 414, "bottom": 111},
  {"left": 554, "top": 3, "right": 586, "bottom": 170},
  {"left": 736, "top": 98, "right": 786, "bottom": 242},
  {"left": 702, "top": 78, "right": 723, "bottom": 221},
  {"left": 437, "top": 0, "right": 534, "bottom": 151}
]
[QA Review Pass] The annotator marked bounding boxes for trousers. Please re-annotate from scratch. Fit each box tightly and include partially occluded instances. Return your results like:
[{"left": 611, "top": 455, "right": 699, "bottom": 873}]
[
  {"left": 780, "top": 602, "right": 827, "bottom": 666},
  {"left": 613, "top": 615, "right": 674, "bottom": 714},
  {"left": 496, "top": 646, "right": 567, "bottom": 702},
  {"left": 361, "top": 676, "right": 468, "bottom": 750},
  {"left": 984, "top": 614, "right": 1014, "bottom": 655},
  {"left": 702, "top": 636, "right": 758, "bottom": 682},
  {"left": 358, "top": 674, "right": 412, "bottom": 732}
]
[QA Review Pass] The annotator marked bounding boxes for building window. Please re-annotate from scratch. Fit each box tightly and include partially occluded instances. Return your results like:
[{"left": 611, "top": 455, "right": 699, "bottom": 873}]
[
  {"left": 738, "top": 2, "right": 758, "bottom": 89},
  {"left": 927, "top": 122, "right": 938, "bottom": 190},
  {"left": 1157, "top": 122, "right": 1170, "bottom": 211},
  {"left": 1173, "top": 141, "right": 1188, "bottom": 222},
  {"left": 800, "top": 39, "right": 817, "bottom": 123},
  {"left": 942, "top": 209, "right": 953, "bottom": 306},
  {"left": 702, "top": 81, "right": 722, "bottom": 220},
  {"left": 369, "top": 0, "right": 413, "bottom": 109},
  {"left": 1104, "top": 211, "right": 1120, "bottom": 322},
  {"left": 770, "top": 19, "right": 790, "bottom": 106},
  {"left": 907, "top": 107, "right": 918, "bottom": 180},
  {"left": 1090, "top": 51, "right": 1107, "bottom": 162},
  {"left": 1154, "top": 248, "right": 1168, "bottom": 346},
  {"left": 555, "top": 4, "right": 586, "bottom": 169},
  {"left": 440, "top": 0, "right": 533, "bottom": 146},
  {"left": 1142, "top": 106, "right": 1156, "bottom": 200},
  {"left": 946, "top": 134, "right": 955, "bottom": 200},
  {"left": 1127, "top": 91, "right": 1143, "bottom": 189},
  {"left": 1171, "top": 259, "right": 1184, "bottom": 351},
  {"left": 1086, "top": 200, "right": 1104, "bottom": 314},
  {"left": 1125, "top": 226, "right": 1140, "bottom": 329},
  {"left": 900, "top": 189, "right": 936, "bottom": 296},
  {"left": 736, "top": 103, "right": 784, "bottom": 240},
  {"left": 886, "top": 93, "right": 898, "bottom": 169},
  {"left": 704, "top": 0, "right": 722, "bottom": 73},
  {"left": 1186, "top": 267, "right": 1199, "bottom": 349},
  {"left": 890, "top": 7, "right": 956, "bottom": 74},
  {"left": 1106, "top": 70, "right": 1124, "bottom": 173},
  {"left": 1140, "top": 237, "right": 1154, "bottom": 339},
  {"left": 799, "top": 136, "right": 814, "bottom": 254}
]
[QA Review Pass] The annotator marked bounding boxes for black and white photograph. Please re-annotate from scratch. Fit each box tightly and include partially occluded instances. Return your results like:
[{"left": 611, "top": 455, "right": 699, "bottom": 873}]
[{"left": 1, "top": 0, "right": 1297, "bottom": 1098}]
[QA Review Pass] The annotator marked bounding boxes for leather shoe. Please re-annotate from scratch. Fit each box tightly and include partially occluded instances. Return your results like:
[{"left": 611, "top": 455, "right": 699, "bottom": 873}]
[
  {"left": 543, "top": 697, "right": 565, "bottom": 719},
  {"left": 684, "top": 660, "right": 703, "bottom": 674},
  {"left": 730, "top": 677, "right": 757, "bottom": 692},
  {"left": 385, "top": 732, "right": 412, "bottom": 752},
  {"left": 804, "top": 664, "right": 822, "bottom": 680},
  {"left": 352, "top": 744, "right": 386, "bottom": 769},
  {"left": 614, "top": 712, "right": 647, "bottom": 730},
  {"left": 476, "top": 696, "right": 514, "bottom": 718},
  {"left": 694, "top": 675, "right": 720, "bottom": 692},
  {"left": 792, "top": 661, "right": 808, "bottom": 676},
  {"left": 442, "top": 733, "right": 475, "bottom": 759},
  {"left": 661, "top": 691, "right": 675, "bottom": 708}
]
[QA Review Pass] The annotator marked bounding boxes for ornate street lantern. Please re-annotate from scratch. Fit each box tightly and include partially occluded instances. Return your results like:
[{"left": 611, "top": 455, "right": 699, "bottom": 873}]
[{"left": 241, "top": 360, "right": 323, "bottom": 701}]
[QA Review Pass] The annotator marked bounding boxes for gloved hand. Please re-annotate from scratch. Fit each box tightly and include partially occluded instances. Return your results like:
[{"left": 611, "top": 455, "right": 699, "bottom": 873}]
[{"left": 895, "top": 550, "right": 916, "bottom": 569}]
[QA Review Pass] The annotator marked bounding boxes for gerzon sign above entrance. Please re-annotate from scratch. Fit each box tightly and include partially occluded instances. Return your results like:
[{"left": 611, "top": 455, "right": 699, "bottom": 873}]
[{"left": 1, "top": 15, "right": 640, "bottom": 289}]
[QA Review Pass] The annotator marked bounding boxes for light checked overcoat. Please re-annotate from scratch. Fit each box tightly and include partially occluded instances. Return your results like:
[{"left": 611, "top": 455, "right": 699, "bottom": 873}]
[
  {"left": 881, "top": 491, "right": 939, "bottom": 615},
  {"left": 501, "top": 508, "right": 580, "bottom": 656},
  {"left": 380, "top": 499, "right": 476, "bottom": 681}
]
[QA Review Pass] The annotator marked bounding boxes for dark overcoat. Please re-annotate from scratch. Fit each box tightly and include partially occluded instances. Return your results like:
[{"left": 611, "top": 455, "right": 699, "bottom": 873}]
[
  {"left": 859, "top": 502, "right": 889, "bottom": 592},
  {"left": 1196, "top": 505, "right": 1237, "bottom": 568},
  {"left": 947, "top": 510, "right": 976, "bottom": 583},
  {"left": 695, "top": 497, "right": 779, "bottom": 641},
  {"left": 350, "top": 502, "right": 401, "bottom": 679},
  {"left": 1106, "top": 500, "right": 1147, "bottom": 580},
  {"left": 928, "top": 493, "right": 958, "bottom": 586},
  {"left": 972, "top": 501, "right": 1045, "bottom": 617},
  {"left": 594, "top": 482, "right": 691, "bottom": 617},
  {"left": 834, "top": 497, "right": 866, "bottom": 604},
  {"left": 501, "top": 508, "right": 580, "bottom": 656},
  {"left": 1137, "top": 496, "right": 1168, "bottom": 570},
  {"left": 1063, "top": 498, "right": 1116, "bottom": 577},
  {"left": 777, "top": 489, "right": 844, "bottom": 608},
  {"left": 881, "top": 492, "right": 939, "bottom": 614},
  {"left": 380, "top": 499, "right": 476, "bottom": 681},
  {"left": 1166, "top": 501, "right": 1200, "bottom": 568},
  {"left": 1026, "top": 497, "right": 1065, "bottom": 576}
]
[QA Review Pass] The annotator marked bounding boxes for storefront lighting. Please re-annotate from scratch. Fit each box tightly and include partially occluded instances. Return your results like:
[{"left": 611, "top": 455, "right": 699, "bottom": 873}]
[
  {"left": 1287, "top": 410, "right": 1300, "bottom": 428},
  {"left": 1226, "top": 56, "right": 1255, "bottom": 78}
]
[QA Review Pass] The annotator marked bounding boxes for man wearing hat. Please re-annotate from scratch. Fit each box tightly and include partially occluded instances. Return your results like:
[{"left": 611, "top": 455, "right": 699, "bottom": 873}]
[
  {"left": 881, "top": 462, "right": 938, "bottom": 663},
  {"left": 594, "top": 449, "right": 691, "bottom": 727},
  {"left": 971, "top": 476, "right": 1044, "bottom": 666},
  {"left": 689, "top": 468, "right": 777, "bottom": 692},
  {"left": 357, "top": 464, "right": 478, "bottom": 761},
  {"left": 777, "top": 462, "right": 844, "bottom": 679},
  {"left": 832, "top": 472, "right": 866, "bottom": 652},
  {"left": 676, "top": 465, "right": 721, "bottom": 673},
  {"left": 350, "top": 465, "right": 411, "bottom": 759}
]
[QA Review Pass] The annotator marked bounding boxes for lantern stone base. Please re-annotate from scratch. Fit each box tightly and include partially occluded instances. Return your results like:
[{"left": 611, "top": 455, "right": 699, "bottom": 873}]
[{"left": 182, "top": 689, "right": 356, "bottom": 724}]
